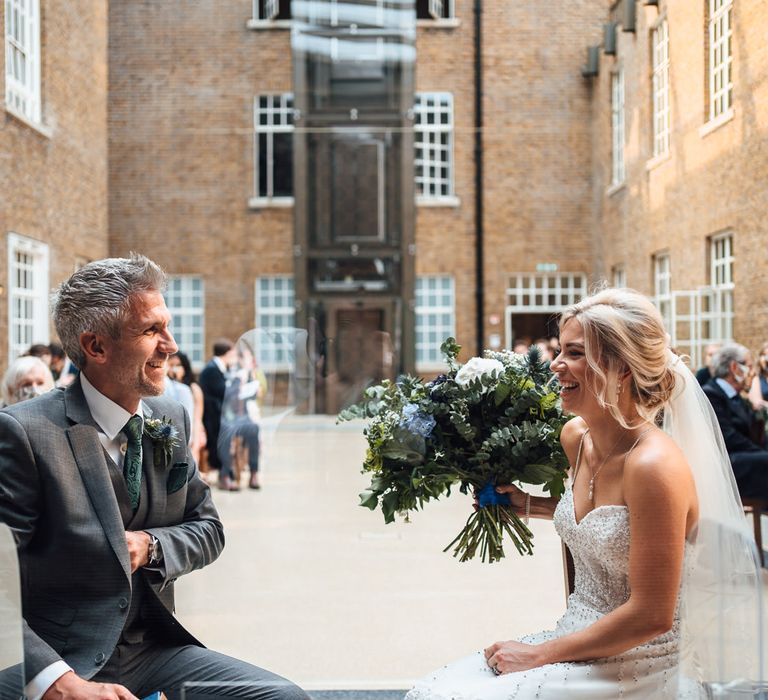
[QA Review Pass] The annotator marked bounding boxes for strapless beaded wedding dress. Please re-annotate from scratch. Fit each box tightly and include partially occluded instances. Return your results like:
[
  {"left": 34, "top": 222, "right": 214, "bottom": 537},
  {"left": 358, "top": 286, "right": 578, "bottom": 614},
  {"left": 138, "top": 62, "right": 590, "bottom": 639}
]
[{"left": 405, "top": 487, "right": 705, "bottom": 699}]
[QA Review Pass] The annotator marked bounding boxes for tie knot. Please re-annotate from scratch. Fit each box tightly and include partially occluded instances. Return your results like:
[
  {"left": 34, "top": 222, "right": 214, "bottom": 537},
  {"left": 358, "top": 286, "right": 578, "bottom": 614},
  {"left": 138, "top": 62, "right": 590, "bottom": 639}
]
[{"left": 121, "top": 415, "right": 143, "bottom": 443}]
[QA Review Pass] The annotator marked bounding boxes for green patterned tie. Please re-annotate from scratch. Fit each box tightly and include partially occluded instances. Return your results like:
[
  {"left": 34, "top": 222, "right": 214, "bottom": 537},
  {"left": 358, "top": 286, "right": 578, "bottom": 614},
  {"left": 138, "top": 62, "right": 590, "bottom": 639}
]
[{"left": 121, "top": 415, "right": 143, "bottom": 510}]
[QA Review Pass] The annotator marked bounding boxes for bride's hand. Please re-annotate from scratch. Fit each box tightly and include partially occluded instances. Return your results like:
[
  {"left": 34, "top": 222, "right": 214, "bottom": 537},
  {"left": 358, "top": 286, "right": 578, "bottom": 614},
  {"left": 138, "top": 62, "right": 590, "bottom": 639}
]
[
  {"left": 484, "top": 640, "right": 546, "bottom": 675},
  {"left": 493, "top": 484, "right": 529, "bottom": 516},
  {"left": 472, "top": 484, "right": 529, "bottom": 513}
]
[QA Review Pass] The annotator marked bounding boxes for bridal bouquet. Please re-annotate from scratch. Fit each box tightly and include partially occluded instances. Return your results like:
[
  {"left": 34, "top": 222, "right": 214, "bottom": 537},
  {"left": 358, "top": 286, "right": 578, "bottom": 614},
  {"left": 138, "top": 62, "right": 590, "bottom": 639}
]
[{"left": 338, "top": 339, "right": 569, "bottom": 563}]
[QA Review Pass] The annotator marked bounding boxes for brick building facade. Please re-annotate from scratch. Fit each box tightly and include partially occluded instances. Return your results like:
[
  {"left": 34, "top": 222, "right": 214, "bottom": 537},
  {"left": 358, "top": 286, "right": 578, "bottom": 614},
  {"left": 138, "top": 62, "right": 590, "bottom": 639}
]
[
  {"left": 2, "top": 0, "right": 766, "bottom": 399},
  {"left": 1, "top": 0, "right": 108, "bottom": 360}
]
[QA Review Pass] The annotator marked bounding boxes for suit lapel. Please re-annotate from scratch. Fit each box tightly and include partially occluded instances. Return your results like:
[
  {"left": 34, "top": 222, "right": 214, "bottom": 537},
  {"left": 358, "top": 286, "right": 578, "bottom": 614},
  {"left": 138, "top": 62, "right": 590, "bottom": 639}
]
[
  {"left": 64, "top": 380, "right": 131, "bottom": 580},
  {"left": 142, "top": 403, "right": 167, "bottom": 525}
]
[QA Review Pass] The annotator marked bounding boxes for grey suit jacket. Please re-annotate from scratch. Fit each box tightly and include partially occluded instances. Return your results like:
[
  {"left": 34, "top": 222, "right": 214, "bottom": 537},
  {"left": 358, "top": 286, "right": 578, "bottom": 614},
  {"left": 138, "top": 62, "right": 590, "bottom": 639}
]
[{"left": 0, "top": 378, "right": 225, "bottom": 683}]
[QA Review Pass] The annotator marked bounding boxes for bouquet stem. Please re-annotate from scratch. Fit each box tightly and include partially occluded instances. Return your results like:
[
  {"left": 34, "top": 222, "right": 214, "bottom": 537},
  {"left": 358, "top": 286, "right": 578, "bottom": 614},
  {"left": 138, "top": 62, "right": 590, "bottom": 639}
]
[{"left": 443, "top": 505, "right": 534, "bottom": 563}]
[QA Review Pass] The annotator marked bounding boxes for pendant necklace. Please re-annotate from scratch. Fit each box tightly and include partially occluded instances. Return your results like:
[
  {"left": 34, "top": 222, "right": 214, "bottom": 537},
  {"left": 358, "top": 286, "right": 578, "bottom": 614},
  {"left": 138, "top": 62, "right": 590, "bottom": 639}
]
[{"left": 588, "top": 426, "right": 654, "bottom": 501}]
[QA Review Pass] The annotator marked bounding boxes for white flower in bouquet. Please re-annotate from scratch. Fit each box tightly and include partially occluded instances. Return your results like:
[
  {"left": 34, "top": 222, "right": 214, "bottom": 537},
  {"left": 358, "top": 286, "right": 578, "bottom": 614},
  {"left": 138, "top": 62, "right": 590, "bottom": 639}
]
[{"left": 454, "top": 357, "right": 505, "bottom": 388}]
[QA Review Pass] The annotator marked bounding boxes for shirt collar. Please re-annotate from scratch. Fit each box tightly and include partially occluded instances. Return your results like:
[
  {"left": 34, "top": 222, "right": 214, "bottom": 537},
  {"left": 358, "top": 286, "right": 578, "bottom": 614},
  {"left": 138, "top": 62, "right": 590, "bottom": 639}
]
[
  {"left": 715, "top": 377, "right": 738, "bottom": 399},
  {"left": 213, "top": 356, "right": 227, "bottom": 374},
  {"left": 80, "top": 372, "right": 148, "bottom": 439}
]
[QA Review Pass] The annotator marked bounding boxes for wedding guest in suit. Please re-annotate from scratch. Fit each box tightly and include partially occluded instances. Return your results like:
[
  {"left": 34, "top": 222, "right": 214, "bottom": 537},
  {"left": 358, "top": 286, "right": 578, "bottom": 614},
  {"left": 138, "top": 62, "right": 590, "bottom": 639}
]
[
  {"left": 702, "top": 343, "right": 768, "bottom": 498},
  {"left": 0, "top": 356, "right": 55, "bottom": 406},
  {"left": 0, "top": 255, "right": 308, "bottom": 700},
  {"left": 695, "top": 342, "right": 721, "bottom": 386},
  {"left": 199, "top": 339, "right": 239, "bottom": 491}
]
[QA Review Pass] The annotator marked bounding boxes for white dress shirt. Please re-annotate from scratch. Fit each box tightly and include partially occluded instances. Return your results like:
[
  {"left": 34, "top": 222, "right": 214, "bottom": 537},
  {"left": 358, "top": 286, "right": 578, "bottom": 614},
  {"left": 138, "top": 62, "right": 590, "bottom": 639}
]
[
  {"left": 25, "top": 373, "right": 146, "bottom": 700},
  {"left": 715, "top": 376, "right": 738, "bottom": 399}
]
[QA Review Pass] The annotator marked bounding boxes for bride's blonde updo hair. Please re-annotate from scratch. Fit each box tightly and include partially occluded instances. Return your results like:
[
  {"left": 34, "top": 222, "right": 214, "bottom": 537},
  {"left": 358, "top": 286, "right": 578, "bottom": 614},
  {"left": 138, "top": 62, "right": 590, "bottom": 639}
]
[{"left": 559, "top": 287, "right": 678, "bottom": 427}]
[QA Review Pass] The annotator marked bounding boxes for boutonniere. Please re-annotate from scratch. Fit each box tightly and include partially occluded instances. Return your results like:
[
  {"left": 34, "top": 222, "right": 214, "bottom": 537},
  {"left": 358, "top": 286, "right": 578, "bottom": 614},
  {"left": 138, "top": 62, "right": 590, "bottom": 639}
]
[{"left": 143, "top": 416, "right": 181, "bottom": 469}]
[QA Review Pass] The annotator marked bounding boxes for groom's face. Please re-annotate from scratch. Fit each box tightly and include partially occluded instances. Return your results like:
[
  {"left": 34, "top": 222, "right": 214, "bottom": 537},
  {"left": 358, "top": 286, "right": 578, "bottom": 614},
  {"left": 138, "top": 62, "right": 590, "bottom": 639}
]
[{"left": 106, "top": 290, "right": 178, "bottom": 404}]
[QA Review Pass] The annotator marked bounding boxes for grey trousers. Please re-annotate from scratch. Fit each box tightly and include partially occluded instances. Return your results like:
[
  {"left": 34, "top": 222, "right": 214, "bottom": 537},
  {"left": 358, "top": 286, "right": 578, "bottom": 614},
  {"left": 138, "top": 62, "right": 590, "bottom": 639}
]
[{"left": 93, "top": 642, "right": 310, "bottom": 700}]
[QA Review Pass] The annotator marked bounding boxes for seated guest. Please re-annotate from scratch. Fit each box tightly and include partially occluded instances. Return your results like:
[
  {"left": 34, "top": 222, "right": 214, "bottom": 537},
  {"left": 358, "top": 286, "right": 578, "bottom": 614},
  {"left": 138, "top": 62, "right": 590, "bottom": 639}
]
[
  {"left": 1, "top": 356, "right": 55, "bottom": 406},
  {"left": 695, "top": 342, "right": 721, "bottom": 386},
  {"left": 702, "top": 343, "right": 768, "bottom": 498}
]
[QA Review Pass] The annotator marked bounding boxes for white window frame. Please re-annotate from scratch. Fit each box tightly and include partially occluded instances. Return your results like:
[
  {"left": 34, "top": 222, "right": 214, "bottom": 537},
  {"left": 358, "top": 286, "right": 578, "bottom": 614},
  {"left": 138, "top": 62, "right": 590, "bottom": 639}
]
[
  {"left": 255, "top": 276, "right": 296, "bottom": 372},
  {"left": 504, "top": 273, "right": 587, "bottom": 349},
  {"left": 7, "top": 233, "right": 49, "bottom": 362},
  {"left": 708, "top": 232, "right": 734, "bottom": 342},
  {"left": 414, "top": 92, "right": 455, "bottom": 203},
  {"left": 251, "top": 93, "right": 294, "bottom": 208},
  {"left": 415, "top": 276, "right": 455, "bottom": 369},
  {"left": 4, "top": 0, "right": 41, "bottom": 123},
  {"left": 611, "top": 70, "right": 625, "bottom": 186},
  {"left": 708, "top": 0, "right": 733, "bottom": 122},
  {"left": 613, "top": 264, "right": 626, "bottom": 288},
  {"left": 164, "top": 276, "right": 205, "bottom": 369},
  {"left": 651, "top": 20, "right": 670, "bottom": 158},
  {"left": 417, "top": 0, "right": 456, "bottom": 21},
  {"left": 653, "top": 252, "right": 672, "bottom": 332}
]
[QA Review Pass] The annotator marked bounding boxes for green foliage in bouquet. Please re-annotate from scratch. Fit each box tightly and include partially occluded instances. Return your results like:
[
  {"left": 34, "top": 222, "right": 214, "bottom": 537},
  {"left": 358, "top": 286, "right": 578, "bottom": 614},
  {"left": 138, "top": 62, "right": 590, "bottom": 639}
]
[{"left": 338, "top": 339, "right": 570, "bottom": 563}]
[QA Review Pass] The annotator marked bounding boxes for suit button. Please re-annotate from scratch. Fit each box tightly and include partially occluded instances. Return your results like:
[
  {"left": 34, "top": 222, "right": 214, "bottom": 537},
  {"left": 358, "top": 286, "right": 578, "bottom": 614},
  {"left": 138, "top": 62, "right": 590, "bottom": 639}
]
[
  {"left": 118, "top": 597, "right": 128, "bottom": 610},
  {"left": 95, "top": 652, "right": 106, "bottom": 664}
]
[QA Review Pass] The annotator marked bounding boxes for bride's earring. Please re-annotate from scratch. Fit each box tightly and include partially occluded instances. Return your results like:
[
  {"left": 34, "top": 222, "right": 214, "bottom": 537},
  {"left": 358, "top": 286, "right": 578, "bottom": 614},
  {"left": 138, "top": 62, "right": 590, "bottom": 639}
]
[{"left": 616, "top": 380, "right": 623, "bottom": 402}]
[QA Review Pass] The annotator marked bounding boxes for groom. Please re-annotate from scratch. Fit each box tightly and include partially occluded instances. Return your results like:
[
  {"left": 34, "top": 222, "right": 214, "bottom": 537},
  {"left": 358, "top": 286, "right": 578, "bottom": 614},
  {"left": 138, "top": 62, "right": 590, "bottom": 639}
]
[{"left": 0, "top": 255, "right": 308, "bottom": 700}]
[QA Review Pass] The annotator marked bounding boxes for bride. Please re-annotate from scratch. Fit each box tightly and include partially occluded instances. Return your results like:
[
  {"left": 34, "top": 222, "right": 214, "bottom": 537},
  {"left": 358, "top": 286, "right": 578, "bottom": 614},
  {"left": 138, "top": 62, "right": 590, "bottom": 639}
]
[{"left": 406, "top": 288, "right": 763, "bottom": 700}]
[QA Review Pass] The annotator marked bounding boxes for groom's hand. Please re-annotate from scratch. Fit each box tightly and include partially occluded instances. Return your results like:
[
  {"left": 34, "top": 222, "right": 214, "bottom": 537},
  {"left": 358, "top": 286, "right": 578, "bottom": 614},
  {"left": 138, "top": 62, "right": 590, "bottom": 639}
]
[
  {"left": 43, "top": 671, "right": 138, "bottom": 700},
  {"left": 125, "top": 530, "right": 151, "bottom": 572}
]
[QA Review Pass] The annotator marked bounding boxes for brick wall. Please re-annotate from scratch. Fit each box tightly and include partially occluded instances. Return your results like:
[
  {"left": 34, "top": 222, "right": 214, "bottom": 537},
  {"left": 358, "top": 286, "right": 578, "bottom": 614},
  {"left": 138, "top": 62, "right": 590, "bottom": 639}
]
[
  {"left": 0, "top": 0, "right": 108, "bottom": 360},
  {"left": 591, "top": 0, "right": 768, "bottom": 355}
]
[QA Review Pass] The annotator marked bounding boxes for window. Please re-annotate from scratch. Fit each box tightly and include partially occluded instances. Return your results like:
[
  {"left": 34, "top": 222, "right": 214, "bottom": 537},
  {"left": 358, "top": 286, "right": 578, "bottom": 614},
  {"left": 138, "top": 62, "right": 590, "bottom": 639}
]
[
  {"left": 414, "top": 93, "right": 454, "bottom": 201},
  {"left": 415, "top": 276, "right": 455, "bottom": 367},
  {"left": 4, "top": 0, "right": 41, "bottom": 123},
  {"left": 416, "top": 0, "right": 455, "bottom": 20},
  {"left": 613, "top": 265, "right": 626, "bottom": 288},
  {"left": 164, "top": 277, "right": 205, "bottom": 367},
  {"left": 7, "top": 233, "right": 48, "bottom": 361},
  {"left": 651, "top": 20, "right": 670, "bottom": 158},
  {"left": 506, "top": 273, "right": 587, "bottom": 312},
  {"left": 255, "top": 276, "right": 296, "bottom": 370},
  {"left": 611, "top": 71, "right": 625, "bottom": 185},
  {"left": 708, "top": 232, "right": 734, "bottom": 341},
  {"left": 253, "top": 94, "right": 294, "bottom": 203},
  {"left": 253, "top": 0, "right": 291, "bottom": 20},
  {"left": 653, "top": 253, "right": 672, "bottom": 331},
  {"left": 708, "top": 0, "right": 733, "bottom": 121}
]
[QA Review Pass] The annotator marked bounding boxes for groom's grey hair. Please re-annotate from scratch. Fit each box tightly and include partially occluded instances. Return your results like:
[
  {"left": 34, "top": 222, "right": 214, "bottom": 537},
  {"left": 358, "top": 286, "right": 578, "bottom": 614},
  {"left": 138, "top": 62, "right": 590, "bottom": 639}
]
[
  {"left": 711, "top": 343, "right": 750, "bottom": 379},
  {"left": 51, "top": 254, "right": 166, "bottom": 369}
]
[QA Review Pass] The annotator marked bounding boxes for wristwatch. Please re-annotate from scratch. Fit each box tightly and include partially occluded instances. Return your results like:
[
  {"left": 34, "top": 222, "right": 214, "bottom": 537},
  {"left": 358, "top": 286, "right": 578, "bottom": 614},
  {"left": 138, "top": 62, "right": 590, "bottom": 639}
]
[{"left": 147, "top": 534, "right": 163, "bottom": 566}]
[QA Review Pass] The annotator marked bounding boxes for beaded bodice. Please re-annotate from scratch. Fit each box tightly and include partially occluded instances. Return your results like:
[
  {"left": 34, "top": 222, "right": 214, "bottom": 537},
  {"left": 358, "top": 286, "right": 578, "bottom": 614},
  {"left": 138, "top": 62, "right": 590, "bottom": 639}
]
[
  {"left": 553, "top": 487, "right": 632, "bottom": 613},
  {"left": 552, "top": 486, "right": 683, "bottom": 652}
]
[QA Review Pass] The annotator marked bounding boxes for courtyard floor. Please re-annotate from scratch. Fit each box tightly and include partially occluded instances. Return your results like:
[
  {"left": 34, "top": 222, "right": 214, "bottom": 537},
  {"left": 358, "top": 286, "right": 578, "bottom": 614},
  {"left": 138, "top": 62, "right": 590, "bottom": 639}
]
[{"left": 175, "top": 415, "right": 569, "bottom": 691}]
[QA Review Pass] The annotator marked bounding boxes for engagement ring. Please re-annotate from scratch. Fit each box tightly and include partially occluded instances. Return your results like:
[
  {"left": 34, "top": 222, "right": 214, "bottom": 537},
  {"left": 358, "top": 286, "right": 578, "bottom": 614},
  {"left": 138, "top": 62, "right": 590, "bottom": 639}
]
[{"left": 491, "top": 665, "right": 501, "bottom": 676}]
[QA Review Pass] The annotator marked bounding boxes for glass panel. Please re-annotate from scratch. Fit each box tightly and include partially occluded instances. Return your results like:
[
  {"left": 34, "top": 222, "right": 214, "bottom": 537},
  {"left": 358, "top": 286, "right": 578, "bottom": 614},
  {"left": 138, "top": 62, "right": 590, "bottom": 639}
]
[{"left": 0, "top": 524, "right": 24, "bottom": 700}]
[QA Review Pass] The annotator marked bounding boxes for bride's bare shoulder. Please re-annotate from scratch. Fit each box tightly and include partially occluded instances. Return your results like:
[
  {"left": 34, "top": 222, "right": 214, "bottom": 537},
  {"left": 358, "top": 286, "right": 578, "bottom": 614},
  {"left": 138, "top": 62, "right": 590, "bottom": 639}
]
[
  {"left": 624, "top": 429, "right": 694, "bottom": 494},
  {"left": 560, "top": 416, "right": 588, "bottom": 463}
]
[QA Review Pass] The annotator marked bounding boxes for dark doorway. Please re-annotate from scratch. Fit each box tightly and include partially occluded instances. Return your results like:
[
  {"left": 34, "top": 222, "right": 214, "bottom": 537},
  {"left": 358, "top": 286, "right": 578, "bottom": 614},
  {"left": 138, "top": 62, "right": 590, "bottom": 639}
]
[
  {"left": 510, "top": 313, "right": 560, "bottom": 346},
  {"left": 324, "top": 307, "right": 395, "bottom": 412}
]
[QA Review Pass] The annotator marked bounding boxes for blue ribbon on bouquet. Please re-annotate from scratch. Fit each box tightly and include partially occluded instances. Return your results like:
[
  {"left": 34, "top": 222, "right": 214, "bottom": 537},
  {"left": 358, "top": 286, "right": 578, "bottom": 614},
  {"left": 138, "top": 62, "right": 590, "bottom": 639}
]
[{"left": 477, "top": 482, "right": 511, "bottom": 508}]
